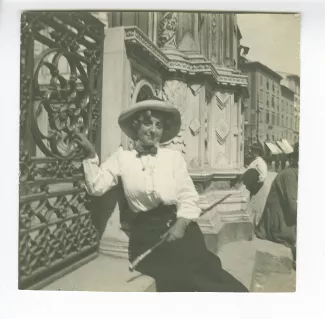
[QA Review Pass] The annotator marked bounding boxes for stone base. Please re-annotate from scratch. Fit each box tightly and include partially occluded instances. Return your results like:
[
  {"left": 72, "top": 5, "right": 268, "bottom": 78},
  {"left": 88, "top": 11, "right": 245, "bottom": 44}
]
[
  {"left": 201, "top": 219, "right": 253, "bottom": 254},
  {"left": 197, "top": 187, "right": 253, "bottom": 254}
]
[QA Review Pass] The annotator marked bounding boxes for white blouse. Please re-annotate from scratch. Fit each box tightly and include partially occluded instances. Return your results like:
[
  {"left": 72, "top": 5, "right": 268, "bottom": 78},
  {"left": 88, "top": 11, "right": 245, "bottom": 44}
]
[
  {"left": 82, "top": 147, "right": 202, "bottom": 220},
  {"left": 246, "top": 156, "right": 268, "bottom": 183}
]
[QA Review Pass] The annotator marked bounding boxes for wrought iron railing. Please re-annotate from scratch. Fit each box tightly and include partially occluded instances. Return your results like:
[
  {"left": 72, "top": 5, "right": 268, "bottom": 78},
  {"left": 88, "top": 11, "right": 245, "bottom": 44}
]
[{"left": 19, "top": 11, "right": 104, "bottom": 289}]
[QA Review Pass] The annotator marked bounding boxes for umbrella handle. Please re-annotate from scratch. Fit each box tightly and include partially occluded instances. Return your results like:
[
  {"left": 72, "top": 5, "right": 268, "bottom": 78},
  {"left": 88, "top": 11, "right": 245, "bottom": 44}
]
[{"left": 129, "top": 237, "right": 166, "bottom": 272}]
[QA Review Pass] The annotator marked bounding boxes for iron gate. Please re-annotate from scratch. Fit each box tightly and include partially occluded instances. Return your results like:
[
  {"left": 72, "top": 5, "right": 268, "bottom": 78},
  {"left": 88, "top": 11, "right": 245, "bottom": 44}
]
[{"left": 19, "top": 11, "right": 104, "bottom": 289}]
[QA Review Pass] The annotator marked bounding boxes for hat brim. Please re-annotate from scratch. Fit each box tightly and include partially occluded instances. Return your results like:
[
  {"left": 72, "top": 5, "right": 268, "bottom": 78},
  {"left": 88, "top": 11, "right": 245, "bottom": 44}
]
[{"left": 118, "top": 100, "right": 181, "bottom": 143}]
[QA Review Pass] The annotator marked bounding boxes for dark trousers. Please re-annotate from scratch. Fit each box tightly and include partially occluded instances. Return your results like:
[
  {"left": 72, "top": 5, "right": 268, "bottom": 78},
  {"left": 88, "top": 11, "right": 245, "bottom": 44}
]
[{"left": 128, "top": 205, "right": 248, "bottom": 292}]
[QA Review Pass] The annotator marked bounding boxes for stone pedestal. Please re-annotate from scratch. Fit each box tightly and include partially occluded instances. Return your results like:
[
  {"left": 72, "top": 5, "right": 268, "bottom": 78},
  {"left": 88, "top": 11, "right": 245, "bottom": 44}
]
[{"left": 197, "top": 186, "right": 252, "bottom": 254}]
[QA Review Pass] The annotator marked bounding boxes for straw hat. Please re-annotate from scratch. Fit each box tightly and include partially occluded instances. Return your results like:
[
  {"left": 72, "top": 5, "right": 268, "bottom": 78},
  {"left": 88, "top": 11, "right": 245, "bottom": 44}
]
[{"left": 118, "top": 99, "right": 181, "bottom": 143}]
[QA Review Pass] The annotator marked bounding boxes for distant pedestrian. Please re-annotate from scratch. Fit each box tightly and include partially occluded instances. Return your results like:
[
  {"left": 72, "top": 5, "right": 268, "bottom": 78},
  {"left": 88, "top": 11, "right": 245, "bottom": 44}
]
[
  {"left": 239, "top": 144, "right": 270, "bottom": 226},
  {"left": 246, "top": 143, "right": 268, "bottom": 183},
  {"left": 255, "top": 142, "right": 299, "bottom": 269},
  {"left": 275, "top": 158, "right": 280, "bottom": 172}
]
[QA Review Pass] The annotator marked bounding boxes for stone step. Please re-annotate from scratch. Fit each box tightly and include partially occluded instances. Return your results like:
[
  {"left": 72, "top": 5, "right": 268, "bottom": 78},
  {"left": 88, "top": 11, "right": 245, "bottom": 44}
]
[
  {"left": 217, "top": 237, "right": 295, "bottom": 292},
  {"left": 42, "top": 254, "right": 155, "bottom": 292}
]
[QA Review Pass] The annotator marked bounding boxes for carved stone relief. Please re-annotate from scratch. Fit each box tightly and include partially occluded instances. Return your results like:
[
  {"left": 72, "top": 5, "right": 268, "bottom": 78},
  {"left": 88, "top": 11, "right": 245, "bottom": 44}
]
[
  {"left": 189, "top": 118, "right": 201, "bottom": 136},
  {"left": 158, "top": 12, "right": 179, "bottom": 49},
  {"left": 161, "top": 79, "right": 187, "bottom": 154},
  {"left": 130, "top": 67, "right": 161, "bottom": 102},
  {"left": 216, "top": 91, "right": 231, "bottom": 110},
  {"left": 215, "top": 119, "right": 230, "bottom": 145}
]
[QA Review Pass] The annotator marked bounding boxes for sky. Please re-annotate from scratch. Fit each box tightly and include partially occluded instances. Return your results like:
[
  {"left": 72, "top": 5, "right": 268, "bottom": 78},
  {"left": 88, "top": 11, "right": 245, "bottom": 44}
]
[{"left": 237, "top": 13, "right": 300, "bottom": 76}]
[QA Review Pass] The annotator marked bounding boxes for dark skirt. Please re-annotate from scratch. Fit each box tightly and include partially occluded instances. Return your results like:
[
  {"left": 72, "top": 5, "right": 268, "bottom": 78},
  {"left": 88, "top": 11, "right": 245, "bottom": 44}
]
[{"left": 128, "top": 205, "right": 248, "bottom": 292}]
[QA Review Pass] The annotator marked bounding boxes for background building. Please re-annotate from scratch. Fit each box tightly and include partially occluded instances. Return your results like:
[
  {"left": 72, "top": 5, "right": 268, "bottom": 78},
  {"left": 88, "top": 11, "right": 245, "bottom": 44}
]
[
  {"left": 279, "top": 72, "right": 300, "bottom": 144},
  {"left": 280, "top": 84, "right": 296, "bottom": 145},
  {"left": 240, "top": 61, "right": 283, "bottom": 144}
]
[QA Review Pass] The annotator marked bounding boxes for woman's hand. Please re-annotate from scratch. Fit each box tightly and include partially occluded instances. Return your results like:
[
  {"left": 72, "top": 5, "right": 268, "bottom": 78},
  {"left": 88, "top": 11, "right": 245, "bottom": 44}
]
[
  {"left": 74, "top": 133, "right": 96, "bottom": 159},
  {"left": 161, "top": 217, "right": 190, "bottom": 243}
]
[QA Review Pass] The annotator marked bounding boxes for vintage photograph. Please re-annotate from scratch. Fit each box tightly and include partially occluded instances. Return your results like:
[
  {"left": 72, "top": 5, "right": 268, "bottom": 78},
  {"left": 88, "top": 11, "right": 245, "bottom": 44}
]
[{"left": 19, "top": 11, "right": 300, "bottom": 292}]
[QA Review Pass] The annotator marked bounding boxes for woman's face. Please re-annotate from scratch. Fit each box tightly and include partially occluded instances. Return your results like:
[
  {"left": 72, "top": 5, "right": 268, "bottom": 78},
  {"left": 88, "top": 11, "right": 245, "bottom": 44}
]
[{"left": 136, "top": 111, "right": 165, "bottom": 146}]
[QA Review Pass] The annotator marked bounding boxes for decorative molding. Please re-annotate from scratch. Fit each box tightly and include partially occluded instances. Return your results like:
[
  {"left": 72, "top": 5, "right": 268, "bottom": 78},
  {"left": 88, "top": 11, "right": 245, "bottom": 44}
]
[
  {"left": 130, "top": 62, "right": 162, "bottom": 101},
  {"left": 124, "top": 27, "right": 249, "bottom": 91},
  {"left": 158, "top": 12, "right": 179, "bottom": 49},
  {"left": 189, "top": 83, "right": 203, "bottom": 96},
  {"left": 189, "top": 118, "right": 201, "bottom": 136},
  {"left": 211, "top": 14, "right": 218, "bottom": 34},
  {"left": 131, "top": 78, "right": 156, "bottom": 103},
  {"left": 216, "top": 92, "right": 231, "bottom": 110},
  {"left": 215, "top": 119, "right": 230, "bottom": 144},
  {"left": 161, "top": 79, "right": 187, "bottom": 154}
]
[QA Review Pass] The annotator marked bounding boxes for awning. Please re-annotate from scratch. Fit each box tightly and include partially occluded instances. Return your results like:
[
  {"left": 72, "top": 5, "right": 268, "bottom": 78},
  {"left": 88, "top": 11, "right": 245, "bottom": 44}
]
[
  {"left": 282, "top": 139, "right": 294, "bottom": 153},
  {"left": 276, "top": 140, "right": 293, "bottom": 154},
  {"left": 265, "top": 142, "right": 283, "bottom": 155}
]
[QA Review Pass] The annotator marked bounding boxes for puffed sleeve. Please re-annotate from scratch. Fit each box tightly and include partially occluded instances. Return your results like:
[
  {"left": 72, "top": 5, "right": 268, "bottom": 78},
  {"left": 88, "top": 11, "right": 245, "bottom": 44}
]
[
  {"left": 82, "top": 147, "right": 122, "bottom": 196},
  {"left": 174, "top": 151, "right": 202, "bottom": 220}
]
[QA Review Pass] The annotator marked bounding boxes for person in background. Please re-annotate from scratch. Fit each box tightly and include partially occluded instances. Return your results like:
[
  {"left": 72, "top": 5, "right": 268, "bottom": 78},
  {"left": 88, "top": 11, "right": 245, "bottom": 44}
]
[
  {"left": 75, "top": 97, "right": 248, "bottom": 292},
  {"left": 275, "top": 156, "right": 280, "bottom": 172},
  {"left": 255, "top": 142, "right": 299, "bottom": 270},
  {"left": 237, "top": 143, "right": 270, "bottom": 227},
  {"left": 246, "top": 143, "right": 268, "bottom": 184}
]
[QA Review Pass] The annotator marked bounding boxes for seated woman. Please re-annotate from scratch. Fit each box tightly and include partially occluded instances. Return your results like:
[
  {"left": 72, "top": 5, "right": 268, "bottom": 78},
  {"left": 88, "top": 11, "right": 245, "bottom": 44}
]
[{"left": 75, "top": 97, "right": 248, "bottom": 292}]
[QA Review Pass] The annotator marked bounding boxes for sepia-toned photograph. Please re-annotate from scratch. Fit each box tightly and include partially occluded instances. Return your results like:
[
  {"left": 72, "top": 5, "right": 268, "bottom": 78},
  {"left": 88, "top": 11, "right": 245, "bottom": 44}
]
[{"left": 18, "top": 10, "right": 300, "bottom": 292}]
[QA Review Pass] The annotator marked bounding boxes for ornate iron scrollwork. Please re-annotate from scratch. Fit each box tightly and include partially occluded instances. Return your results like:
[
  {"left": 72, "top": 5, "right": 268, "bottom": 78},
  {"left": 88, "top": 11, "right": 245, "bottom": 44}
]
[
  {"left": 31, "top": 48, "right": 91, "bottom": 159},
  {"left": 19, "top": 12, "right": 104, "bottom": 289}
]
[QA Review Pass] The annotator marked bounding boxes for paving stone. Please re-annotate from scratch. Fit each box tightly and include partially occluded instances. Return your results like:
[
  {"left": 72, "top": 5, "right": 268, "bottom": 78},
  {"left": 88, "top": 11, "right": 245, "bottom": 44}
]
[
  {"left": 42, "top": 254, "right": 155, "bottom": 292},
  {"left": 217, "top": 237, "right": 296, "bottom": 292}
]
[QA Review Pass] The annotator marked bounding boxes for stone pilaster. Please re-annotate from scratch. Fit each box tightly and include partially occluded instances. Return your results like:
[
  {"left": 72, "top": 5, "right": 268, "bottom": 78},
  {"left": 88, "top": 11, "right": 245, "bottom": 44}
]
[{"left": 97, "top": 27, "right": 132, "bottom": 258}]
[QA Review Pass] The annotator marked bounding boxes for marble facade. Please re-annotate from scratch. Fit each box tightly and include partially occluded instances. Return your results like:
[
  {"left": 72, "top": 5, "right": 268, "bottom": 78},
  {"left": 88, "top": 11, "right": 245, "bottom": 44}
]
[{"left": 89, "top": 12, "right": 251, "bottom": 256}]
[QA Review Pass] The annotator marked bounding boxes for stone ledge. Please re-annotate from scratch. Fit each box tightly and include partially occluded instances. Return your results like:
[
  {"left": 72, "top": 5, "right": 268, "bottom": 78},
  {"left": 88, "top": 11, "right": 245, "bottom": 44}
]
[{"left": 42, "top": 254, "right": 155, "bottom": 292}]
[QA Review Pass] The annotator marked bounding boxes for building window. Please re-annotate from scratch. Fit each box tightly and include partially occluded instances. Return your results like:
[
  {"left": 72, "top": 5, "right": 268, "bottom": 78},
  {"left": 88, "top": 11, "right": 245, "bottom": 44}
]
[
  {"left": 272, "top": 96, "right": 275, "bottom": 108},
  {"left": 260, "top": 74, "right": 263, "bottom": 86},
  {"left": 282, "top": 115, "right": 284, "bottom": 127},
  {"left": 272, "top": 113, "right": 275, "bottom": 125},
  {"left": 251, "top": 113, "right": 256, "bottom": 124},
  {"left": 266, "top": 100, "right": 269, "bottom": 108},
  {"left": 273, "top": 83, "right": 275, "bottom": 92},
  {"left": 266, "top": 80, "right": 269, "bottom": 90},
  {"left": 277, "top": 114, "right": 280, "bottom": 126},
  {"left": 266, "top": 112, "right": 270, "bottom": 124}
]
